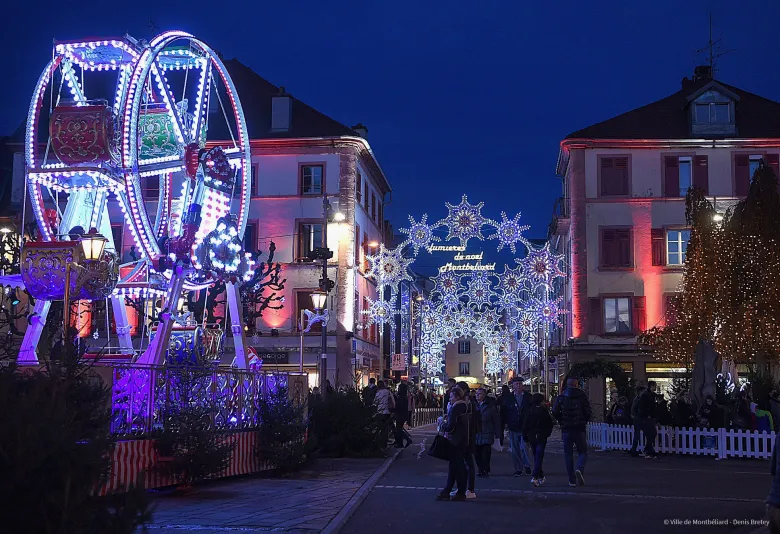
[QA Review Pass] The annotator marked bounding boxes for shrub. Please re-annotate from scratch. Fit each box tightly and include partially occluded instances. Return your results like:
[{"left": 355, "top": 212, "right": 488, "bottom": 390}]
[
  {"left": 255, "top": 386, "right": 309, "bottom": 473},
  {"left": 309, "top": 388, "right": 387, "bottom": 458},
  {"left": 0, "top": 357, "right": 152, "bottom": 533}
]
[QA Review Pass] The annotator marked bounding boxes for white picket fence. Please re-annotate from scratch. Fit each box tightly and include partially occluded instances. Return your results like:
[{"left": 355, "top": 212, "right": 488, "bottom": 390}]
[
  {"left": 587, "top": 423, "right": 776, "bottom": 460},
  {"left": 411, "top": 407, "right": 441, "bottom": 427}
]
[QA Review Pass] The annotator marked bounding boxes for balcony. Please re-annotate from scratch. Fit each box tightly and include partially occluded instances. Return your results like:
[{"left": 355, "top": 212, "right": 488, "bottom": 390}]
[{"left": 548, "top": 197, "right": 570, "bottom": 236}]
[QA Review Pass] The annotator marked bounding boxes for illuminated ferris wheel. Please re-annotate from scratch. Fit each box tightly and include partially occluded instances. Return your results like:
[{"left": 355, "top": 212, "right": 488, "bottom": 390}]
[{"left": 21, "top": 31, "right": 253, "bottom": 366}]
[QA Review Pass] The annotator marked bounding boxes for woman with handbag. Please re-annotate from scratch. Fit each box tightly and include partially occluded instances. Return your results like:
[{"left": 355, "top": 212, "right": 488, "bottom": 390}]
[{"left": 435, "top": 387, "right": 471, "bottom": 501}]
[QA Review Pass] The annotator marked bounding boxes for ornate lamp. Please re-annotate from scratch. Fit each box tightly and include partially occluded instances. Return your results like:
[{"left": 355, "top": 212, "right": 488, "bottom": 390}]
[
  {"left": 311, "top": 290, "right": 327, "bottom": 311},
  {"left": 80, "top": 229, "right": 107, "bottom": 261}
]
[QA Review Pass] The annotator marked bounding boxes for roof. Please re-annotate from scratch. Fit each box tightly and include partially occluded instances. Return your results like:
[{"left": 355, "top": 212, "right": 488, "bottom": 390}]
[
  {"left": 565, "top": 78, "right": 780, "bottom": 140},
  {"left": 219, "top": 58, "right": 359, "bottom": 140}
]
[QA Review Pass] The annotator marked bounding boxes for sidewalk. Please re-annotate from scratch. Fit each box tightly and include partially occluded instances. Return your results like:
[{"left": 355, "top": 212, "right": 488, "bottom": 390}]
[{"left": 142, "top": 456, "right": 393, "bottom": 533}]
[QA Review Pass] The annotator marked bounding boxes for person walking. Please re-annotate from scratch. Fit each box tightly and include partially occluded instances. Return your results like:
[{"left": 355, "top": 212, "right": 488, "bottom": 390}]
[
  {"left": 374, "top": 380, "right": 395, "bottom": 444},
  {"left": 502, "top": 377, "right": 532, "bottom": 476},
  {"left": 524, "top": 393, "right": 554, "bottom": 487},
  {"left": 553, "top": 378, "right": 592, "bottom": 487},
  {"left": 475, "top": 387, "right": 502, "bottom": 477},
  {"left": 636, "top": 381, "right": 659, "bottom": 458},
  {"left": 628, "top": 385, "right": 646, "bottom": 457},
  {"left": 363, "top": 377, "right": 377, "bottom": 407},
  {"left": 393, "top": 382, "right": 413, "bottom": 448},
  {"left": 451, "top": 381, "right": 478, "bottom": 499},
  {"left": 436, "top": 387, "right": 472, "bottom": 501}
]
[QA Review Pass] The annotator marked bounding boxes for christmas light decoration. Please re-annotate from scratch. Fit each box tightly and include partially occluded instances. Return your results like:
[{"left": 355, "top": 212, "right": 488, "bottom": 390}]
[
  {"left": 520, "top": 242, "right": 566, "bottom": 289},
  {"left": 366, "top": 244, "right": 413, "bottom": 290},
  {"left": 465, "top": 270, "right": 493, "bottom": 309},
  {"left": 399, "top": 214, "right": 440, "bottom": 255},
  {"left": 491, "top": 212, "right": 530, "bottom": 253},
  {"left": 442, "top": 195, "right": 490, "bottom": 246}
]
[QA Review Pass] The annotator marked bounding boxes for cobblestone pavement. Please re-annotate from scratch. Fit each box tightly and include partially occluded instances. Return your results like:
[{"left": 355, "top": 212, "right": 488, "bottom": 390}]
[{"left": 141, "top": 457, "right": 387, "bottom": 533}]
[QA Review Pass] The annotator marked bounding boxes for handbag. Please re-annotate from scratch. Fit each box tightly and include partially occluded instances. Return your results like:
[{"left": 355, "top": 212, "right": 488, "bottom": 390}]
[{"left": 428, "top": 434, "right": 454, "bottom": 461}]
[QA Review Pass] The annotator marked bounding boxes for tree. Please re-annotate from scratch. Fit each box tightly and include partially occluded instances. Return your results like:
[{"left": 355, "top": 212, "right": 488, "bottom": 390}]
[
  {"left": 641, "top": 160, "right": 780, "bottom": 366},
  {"left": 241, "top": 241, "right": 286, "bottom": 335},
  {"left": 255, "top": 386, "right": 309, "bottom": 473}
]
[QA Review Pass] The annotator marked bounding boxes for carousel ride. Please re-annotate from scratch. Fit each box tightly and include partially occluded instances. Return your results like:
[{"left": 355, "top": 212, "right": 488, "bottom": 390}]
[{"left": 16, "top": 31, "right": 255, "bottom": 369}]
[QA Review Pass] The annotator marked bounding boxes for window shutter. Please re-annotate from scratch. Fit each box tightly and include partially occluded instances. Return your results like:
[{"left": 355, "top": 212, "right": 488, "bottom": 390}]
[
  {"left": 600, "top": 158, "right": 614, "bottom": 196},
  {"left": 735, "top": 155, "right": 750, "bottom": 196},
  {"left": 615, "top": 157, "right": 628, "bottom": 195},
  {"left": 601, "top": 229, "right": 615, "bottom": 267},
  {"left": 693, "top": 155, "right": 709, "bottom": 194},
  {"left": 632, "top": 296, "right": 647, "bottom": 334},
  {"left": 767, "top": 154, "right": 780, "bottom": 188},
  {"left": 589, "top": 298, "right": 602, "bottom": 335},
  {"left": 617, "top": 229, "right": 632, "bottom": 267},
  {"left": 651, "top": 229, "right": 666, "bottom": 266},
  {"left": 664, "top": 157, "right": 679, "bottom": 197},
  {"left": 355, "top": 224, "right": 361, "bottom": 267}
]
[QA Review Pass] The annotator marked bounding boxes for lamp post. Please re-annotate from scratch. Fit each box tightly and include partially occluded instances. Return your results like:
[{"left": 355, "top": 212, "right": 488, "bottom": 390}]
[
  {"left": 311, "top": 290, "right": 328, "bottom": 391},
  {"left": 64, "top": 230, "right": 107, "bottom": 342}
]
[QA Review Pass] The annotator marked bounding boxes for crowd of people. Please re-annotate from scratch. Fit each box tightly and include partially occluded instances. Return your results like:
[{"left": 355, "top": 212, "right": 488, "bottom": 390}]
[{"left": 434, "top": 376, "right": 592, "bottom": 501}]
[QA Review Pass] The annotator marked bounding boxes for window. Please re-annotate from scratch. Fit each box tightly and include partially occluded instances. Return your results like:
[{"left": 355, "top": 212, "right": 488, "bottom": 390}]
[
  {"left": 604, "top": 297, "right": 631, "bottom": 334},
  {"left": 599, "top": 157, "right": 629, "bottom": 196},
  {"left": 458, "top": 340, "right": 471, "bottom": 354},
  {"left": 298, "top": 223, "right": 322, "bottom": 260},
  {"left": 364, "top": 183, "right": 369, "bottom": 211},
  {"left": 695, "top": 102, "right": 730, "bottom": 124},
  {"left": 678, "top": 157, "right": 691, "bottom": 196},
  {"left": 251, "top": 163, "right": 259, "bottom": 197},
  {"left": 244, "top": 221, "right": 258, "bottom": 254},
  {"left": 378, "top": 200, "right": 383, "bottom": 225},
  {"left": 666, "top": 229, "right": 690, "bottom": 266},
  {"left": 665, "top": 155, "right": 708, "bottom": 197},
  {"left": 600, "top": 228, "right": 632, "bottom": 268},
  {"left": 301, "top": 165, "right": 323, "bottom": 195},
  {"left": 459, "top": 362, "right": 470, "bottom": 375},
  {"left": 356, "top": 171, "right": 362, "bottom": 204},
  {"left": 144, "top": 176, "right": 159, "bottom": 198},
  {"left": 297, "top": 291, "right": 322, "bottom": 333},
  {"left": 362, "top": 232, "right": 369, "bottom": 272},
  {"left": 355, "top": 223, "right": 361, "bottom": 267},
  {"left": 749, "top": 155, "right": 763, "bottom": 178},
  {"left": 371, "top": 193, "right": 377, "bottom": 223}
]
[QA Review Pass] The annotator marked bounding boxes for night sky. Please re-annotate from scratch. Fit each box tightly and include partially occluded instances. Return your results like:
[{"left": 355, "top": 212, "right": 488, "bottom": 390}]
[{"left": 3, "top": 0, "right": 780, "bottom": 267}]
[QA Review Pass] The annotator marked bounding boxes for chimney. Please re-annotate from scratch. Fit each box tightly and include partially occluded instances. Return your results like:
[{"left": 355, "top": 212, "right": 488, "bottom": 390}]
[
  {"left": 693, "top": 65, "right": 713, "bottom": 82},
  {"left": 271, "top": 87, "right": 291, "bottom": 132},
  {"left": 351, "top": 123, "right": 368, "bottom": 139}
]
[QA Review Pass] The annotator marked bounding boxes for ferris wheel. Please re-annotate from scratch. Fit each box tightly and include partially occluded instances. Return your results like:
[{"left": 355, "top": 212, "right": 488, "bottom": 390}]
[{"left": 20, "top": 31, "right": 253, "bottom": 366}]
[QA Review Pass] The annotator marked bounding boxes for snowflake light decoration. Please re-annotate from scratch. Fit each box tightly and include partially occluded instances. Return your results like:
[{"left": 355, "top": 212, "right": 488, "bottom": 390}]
[
  {"left": 490, "top": 212, "right": 530, "bottom": 254},
  {"left": 432, "top": 270, "right": 462, "bottom": 297},
  {"left": 443, "top": 195, "right": 490, "bottom": 246},
  {"left": 465, "top": 271, "right": 493, "bottom": 309},
  {"left": 361, "top": 296, "right": 395, "bottom": 326},
  {"left": 520, "top": 242, "right": 566, "bottom": 289},
  {"left": 533, "top": 296, "right": 566, "bottom": 328},
  {"left": 203, "top": 216, "right": 243, "bottom": 276},
  {"left": 366, "top": 244, "right": 413, "bottom": 289},
  {"left": 399, "top": 214, "right": 440, "bottom": 255},
  {"left": 518, "top": 332, "right": 539, "bottom": 363},
  {"left": 497, "top": 265, "right": 524, "bottom": 297}
]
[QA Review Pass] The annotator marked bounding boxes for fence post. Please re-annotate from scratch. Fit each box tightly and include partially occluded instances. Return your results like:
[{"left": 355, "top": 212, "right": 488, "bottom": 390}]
[
  {"left": 717, "top": 427, "right": 726, "bottom": 460},
  {"left": 601, "top": 423, "right": 609, "bottom": 451}
]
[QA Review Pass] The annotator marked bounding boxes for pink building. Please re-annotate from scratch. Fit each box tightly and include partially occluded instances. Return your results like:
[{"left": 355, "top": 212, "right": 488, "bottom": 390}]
[{"left": 551, "top": 66, "right": 780, "bottom": 416}]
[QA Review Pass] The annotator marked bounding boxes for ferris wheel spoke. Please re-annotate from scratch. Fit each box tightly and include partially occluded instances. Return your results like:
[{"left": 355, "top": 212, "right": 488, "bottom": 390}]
[
  {"left": 137, "top": 158, "right": 186, "bottom": 177},
  {"left": 150, "top": 61, "right": 188, "bottom": 146},
  {"left": 190, "top": 59, "right": 211, "bottom": 143}
]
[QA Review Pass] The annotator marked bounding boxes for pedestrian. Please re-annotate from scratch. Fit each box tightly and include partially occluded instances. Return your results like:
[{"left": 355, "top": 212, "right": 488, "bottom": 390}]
[
  {"left": 475, "top": 387, "right": 502, "bottom": 477},
  {"left": 766, "top": 430, "right": 780, "bottom": 533},
  {"left": 363, "top": 377, "right": 377, "bottom": 407},
  {"left": 436, "top": 387, "right": 472, "bottom": 502},
  {"left": 524, "top": 392, "right": 554, "bottom": 487},
  {"left": 374, "top": 380, "right": 396, "bottom": 444},
  {"left": 444, "top": 378, "right": 457, "bottom": 413},
  {"left": 394, "top": 382, "right": 413, "bottom": 448},
  {"left": 612, "top": 396, "right": 632, "bottom": 426},
  {"left": 552, "top": 378, "right": 592, "bottom": 487},
  {"left": 636, "top": 381, "right": 659, "bottom": 458},
  {"left": 628, "top": 385, "right": 646, "bottom": 456},
  {"left": 407, "top": 385, "right": 417, "bottom": 428},
  {"left": 502, "top": 377, "right": 532, "bottom": 476},
  {"left": 452, "top": 381, "right": 478, "bottom": 499}
]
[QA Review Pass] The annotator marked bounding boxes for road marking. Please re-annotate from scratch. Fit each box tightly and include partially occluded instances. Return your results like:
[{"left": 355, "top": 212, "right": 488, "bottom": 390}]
[{"left": 372, "top": 485, "right": 762, "bottom": 503}]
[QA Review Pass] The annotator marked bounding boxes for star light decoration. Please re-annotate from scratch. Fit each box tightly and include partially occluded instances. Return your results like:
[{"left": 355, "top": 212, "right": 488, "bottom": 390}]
[
  {"left": 465, "top": 270, "right": 493, "bottom": 309},
  {"left": 432, "top": 270, "right": 462, "bottom": 296},
  {"left": 491, "top": 212, "right": 530, "bottom": 254},
  {"left": 534, "top": 296, "right": 566, "bottom": 328},
  {"left": 520, "top": 242, "right": 566, "bottom": 289},
  {"left": 443, "top": 195, "right": 490, "bottom": 247},
  {"left": 361, "top": 296, "right": 395, "bottom": 326},
  {"left": 399, "top": 214, "right": 440, "bottom": 255},
  {"left": 366, "top": 244, "right": 413, "bottom": 289}
]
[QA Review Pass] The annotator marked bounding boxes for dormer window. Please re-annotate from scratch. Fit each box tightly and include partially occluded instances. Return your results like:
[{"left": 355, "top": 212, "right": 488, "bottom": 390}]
[{"left": 687, "top": 85, "right": 738, "bottom": 136}]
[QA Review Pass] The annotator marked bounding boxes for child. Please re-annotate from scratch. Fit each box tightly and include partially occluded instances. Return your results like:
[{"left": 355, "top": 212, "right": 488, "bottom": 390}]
[{"left": 523, "top": 393, "right": 554, "bottom": 487}]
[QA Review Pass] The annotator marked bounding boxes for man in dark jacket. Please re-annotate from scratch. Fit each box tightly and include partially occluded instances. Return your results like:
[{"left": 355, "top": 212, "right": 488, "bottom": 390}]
[
  {"left": 523, "top": 393, "right": 554, "bottom": 486},
  {"left": 475, "top": 387, "right": 502, "bottom": 477},
  {"left": 552, "top": 378, "right": 592, "bottom": 486},
  {"left": 628, "top": 386, "right": 646, "bottom": 457},
  {"left": 636, "top": 381, "right": 659, "bottom": 458},
  {"left": 363, "top": 378, "right": 377, "bottom": 407},
  {"left": 502, "top": 377, "right": 532, "bottom": 476}
]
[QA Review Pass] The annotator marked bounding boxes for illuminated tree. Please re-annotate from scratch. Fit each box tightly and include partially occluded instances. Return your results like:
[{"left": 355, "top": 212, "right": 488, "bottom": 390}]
[{"left": 641, "top": 160, "right": 780, "bottom": 365}]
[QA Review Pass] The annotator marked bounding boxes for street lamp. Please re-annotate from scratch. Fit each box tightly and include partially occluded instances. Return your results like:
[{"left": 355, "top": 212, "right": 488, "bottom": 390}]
[
  {"left": 311, "top": 290, "right": 327, "bottom": 311},
  {"left": 64, "top": 229, "right": 107, "bottom": 342},
  {"left": 332, "top": 211, "right": 346, "bottom": 222}
]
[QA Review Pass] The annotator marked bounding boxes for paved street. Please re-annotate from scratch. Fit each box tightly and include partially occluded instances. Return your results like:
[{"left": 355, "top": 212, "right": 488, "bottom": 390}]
[
  {"left": 343, "top": 425, "right": 772, "bottom": 534},
  {"left": 141, "top": 457, "right": 386, "bottom": 533}
]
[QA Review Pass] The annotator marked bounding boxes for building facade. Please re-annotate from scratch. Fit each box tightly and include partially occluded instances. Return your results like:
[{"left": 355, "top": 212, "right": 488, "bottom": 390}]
[
  {"left": 551, "top": 67, "right": 780, "bottom": 417},
  {"left": 445, "top": 337, "right": 486, "bottom": 388}
]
